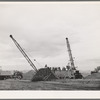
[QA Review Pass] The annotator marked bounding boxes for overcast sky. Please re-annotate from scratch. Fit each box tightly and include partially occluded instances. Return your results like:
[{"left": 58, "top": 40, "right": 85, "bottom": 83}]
[{"left": 0, "top": 2, "right": 100, "bottom": 71}]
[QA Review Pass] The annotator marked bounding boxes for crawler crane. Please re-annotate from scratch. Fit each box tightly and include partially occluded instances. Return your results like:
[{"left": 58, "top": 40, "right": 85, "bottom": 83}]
[
  {"left": 10, "top": 35, "right": 57, "bottom": 81},
  {"left": 66, "top": 38, "right": 83, "bottom": 79}
]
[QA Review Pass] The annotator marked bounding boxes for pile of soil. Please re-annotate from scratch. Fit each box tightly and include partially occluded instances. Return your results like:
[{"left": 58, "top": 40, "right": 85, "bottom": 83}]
[
  {"left": 85, "top": 72, "right": 100, "bottom": 79},
  {"left": 31, "top": 67, "right": 58, "bottom": 81},
  {"left": 23, "top": 70, "right": 35, "bottom": 80}
]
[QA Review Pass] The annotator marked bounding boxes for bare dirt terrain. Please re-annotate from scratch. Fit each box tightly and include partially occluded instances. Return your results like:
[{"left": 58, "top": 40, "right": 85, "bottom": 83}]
[{"left": 0, "top": 79, "right": 100, "bottom": 90}]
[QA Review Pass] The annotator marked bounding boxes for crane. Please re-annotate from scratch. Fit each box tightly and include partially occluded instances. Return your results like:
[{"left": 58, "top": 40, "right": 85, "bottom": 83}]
[
  {"left": 66, "top": 38, "right": 76, "bottom": 70},
  {"left": 10, "top": 35, "right": 37, "bottom": 72},
  {"left": 66, "top": 37, "right": 76, "bottom": 78},
  {"left": 66, "top": 38, "right": 83, "bottom": 79}
]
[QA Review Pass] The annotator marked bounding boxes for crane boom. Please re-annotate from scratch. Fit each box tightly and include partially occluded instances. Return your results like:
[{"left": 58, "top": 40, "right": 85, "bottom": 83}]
[
  {"left": 66, "top": 38, "right": 75, "bottom": 70},
  {"left": 10, "top": 35, "right": 37, "bottom": 72}
]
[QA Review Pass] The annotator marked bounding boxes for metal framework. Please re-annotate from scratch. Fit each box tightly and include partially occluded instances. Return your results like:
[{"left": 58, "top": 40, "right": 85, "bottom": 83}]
[
  {"left": 10, "top": 35, "right": 37, "bottom": 72},
  {"left": 66, "top": 38, "right": 76, "bottom": 70}
]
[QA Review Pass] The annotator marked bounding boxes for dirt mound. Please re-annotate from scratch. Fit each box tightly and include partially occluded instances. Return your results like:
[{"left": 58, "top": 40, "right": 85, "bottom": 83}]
[
  {"left": 85, "top": 72, "right": 100, "bottom": 79},
  {"left": 23, "top": 70, "right": 35, "bottom": 80},
  {"left": 31, "top": 67, "right": 58, "bottom": 81}
]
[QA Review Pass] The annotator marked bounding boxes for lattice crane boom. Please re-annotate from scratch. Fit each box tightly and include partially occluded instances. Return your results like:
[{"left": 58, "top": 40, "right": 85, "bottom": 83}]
[
  {"left": 10, "top": 35, "right": 37, "bottom": 72},
  {"left": 66, "top": 37, "right": 76, "bottom": 70}
]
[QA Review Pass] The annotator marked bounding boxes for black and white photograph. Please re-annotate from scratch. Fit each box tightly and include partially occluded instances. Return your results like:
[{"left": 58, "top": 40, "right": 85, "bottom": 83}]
[{"left": 0, "top": 1, "right": 100, "bottom": 91}]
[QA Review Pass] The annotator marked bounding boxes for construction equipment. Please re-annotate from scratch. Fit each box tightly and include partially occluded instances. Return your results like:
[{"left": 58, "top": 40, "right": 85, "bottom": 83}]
[
  {"left": 0, "top": 70, "right": 23, "bottom": 80},
  {"left": 66, "top": 38, "right": 83, "bottom": 79},
  {"left": 91, "top": 66, "right": 100, "bottom": 74},
  {"left": 12, "top": 71, "right": 23, "bottom": 79},
  {"left": 66, "top": 38, "right": 76, "bottom": 70},
  {"left": 10, "top": 35, "right": 37, "bottom": 72},
  {"left": 10, "top": 35, "right": 57, "bottom": 81}
]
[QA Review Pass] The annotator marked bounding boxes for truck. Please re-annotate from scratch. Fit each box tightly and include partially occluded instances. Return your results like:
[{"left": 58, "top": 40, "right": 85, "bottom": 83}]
[{"left": 0, "top": 70, "right": 23, "bottom": 80}]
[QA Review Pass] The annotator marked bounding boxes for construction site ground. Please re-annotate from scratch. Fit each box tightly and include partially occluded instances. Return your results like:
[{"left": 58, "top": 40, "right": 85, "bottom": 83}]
[{"left": 0, "top": 79, "right": 100, "bottom": 90}]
